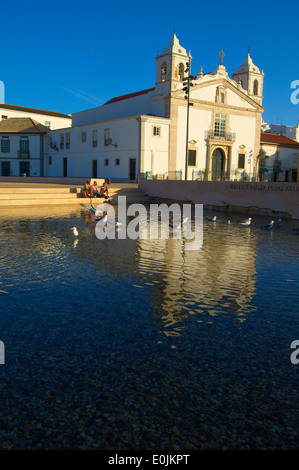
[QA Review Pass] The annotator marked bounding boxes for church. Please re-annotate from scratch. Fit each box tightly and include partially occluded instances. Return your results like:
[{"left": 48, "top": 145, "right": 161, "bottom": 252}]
[{"left": 31, "top": 34, "right": 267, "bottom": 181}]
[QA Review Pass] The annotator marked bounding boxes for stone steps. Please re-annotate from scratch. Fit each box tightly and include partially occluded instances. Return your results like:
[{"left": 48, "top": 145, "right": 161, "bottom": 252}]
[{"left": 0, "top": 185, "right": 149, "bottom": 207}]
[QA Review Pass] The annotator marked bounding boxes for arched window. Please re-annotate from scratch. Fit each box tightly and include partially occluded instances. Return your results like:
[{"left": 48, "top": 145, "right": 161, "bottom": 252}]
[
  {"left": 161, "top": 63, "right": 167, "bottom": 82},
  {"left": 178, "top": 63, "right": 184, "bottom": 81},
  {"left": 253, "top": 80, "right": 259, "bottom": 96}
]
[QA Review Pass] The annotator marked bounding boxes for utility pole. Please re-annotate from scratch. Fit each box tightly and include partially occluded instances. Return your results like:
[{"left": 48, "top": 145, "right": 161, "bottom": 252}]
[{"left": 183, "top": 55, "right": 194, "bottom": 180}]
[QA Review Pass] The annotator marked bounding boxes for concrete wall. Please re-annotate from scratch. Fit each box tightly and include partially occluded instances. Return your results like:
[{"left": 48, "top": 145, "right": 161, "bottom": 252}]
[
  {"left": 72, "top": 92, "right": 155, "bottom": 127},
  {"left": 139, "top": 180, "right": 299, "bottom": 219}
]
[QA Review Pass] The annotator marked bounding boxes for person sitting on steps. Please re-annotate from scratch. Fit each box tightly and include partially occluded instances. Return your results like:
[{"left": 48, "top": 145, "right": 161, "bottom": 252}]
[{"left": 82, "top": 180, "right": 92, "bottom": 198}]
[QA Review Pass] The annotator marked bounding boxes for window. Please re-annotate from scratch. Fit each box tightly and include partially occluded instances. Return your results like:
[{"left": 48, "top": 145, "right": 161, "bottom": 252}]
[
  {"left": 49, "top": 156, "right": 52, "bottom": 165},
  {"left": 161, "top": 63, "right": 167, "bottom": 82},
  {"left": 238, "top": 153, "right": 245, "bottom": 169},
  {"left": 115, "top": 158, "right": 120, "bottom": 166},
  {"left": 104, "top": 159, "right": 109, "bottom": 166},
  {"left": 104, "top": 128, "right": 110, "bottom": 146},
  {"left": 66, "top": 133, "right": 70, "bottom": 149},
  {"left": 1, "top": 137, "right": 10, "bottom": 152},
  {"left": 253, "top": 80, "right": 259, "bottom": 96},
  {"left": 60, "top": 134, "right": 64, "bottom": 149},
  {"left": 81, "top": 132, "right": 86, "bottom": 143},
  {"left": 216, "top": 86, "right": 227, "bottom": 104},
  {"left": 178, "top": 63, "right": 184, "bottom": 81},
  {"left": 188, "top": 149, "right": 196, "bottom": 166},
  {"left": 20, "top": 137, "right": 29, "bottom": 158},
  {"left": 92, "top": 130, "right": 98, "bottom": 148},
  {"left": 153, "top": 126, "right": 161, "bottom": 137},
  {"left": 214, "top": 113, "right": 226, "bottom": 137},
  {"left": 1, "top": 115, "right": 7, "bottom": 120}
]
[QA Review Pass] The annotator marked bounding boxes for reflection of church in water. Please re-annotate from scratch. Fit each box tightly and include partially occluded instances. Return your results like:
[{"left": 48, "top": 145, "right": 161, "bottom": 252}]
[{"left": 136, "top": 222, "right": 257, "bottom": 334}]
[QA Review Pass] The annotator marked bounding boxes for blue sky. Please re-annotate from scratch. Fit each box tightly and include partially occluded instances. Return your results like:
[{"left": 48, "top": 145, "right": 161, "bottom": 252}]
[{"left": 1, "top": 0, "right": 298, "bottom": 126}]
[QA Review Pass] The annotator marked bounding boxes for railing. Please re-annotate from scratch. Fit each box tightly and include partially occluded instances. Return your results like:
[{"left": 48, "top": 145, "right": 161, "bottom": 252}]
[
  {"left": 139, "top": 170, "right": 183, "bottom": 181},
  {"left": 211, "top": 172, "right": 232, "bottom": 181},
  {"left": 18, "top": 150, "right": 30, "bottom": 159},
  {"left": 205, "top": 130, "right": 236, "bottom": 142}
]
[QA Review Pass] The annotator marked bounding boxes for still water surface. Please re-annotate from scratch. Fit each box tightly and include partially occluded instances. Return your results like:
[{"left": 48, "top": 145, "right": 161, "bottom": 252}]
[{"left": 0, "top": 204, "right": 298, "bottom": 449}]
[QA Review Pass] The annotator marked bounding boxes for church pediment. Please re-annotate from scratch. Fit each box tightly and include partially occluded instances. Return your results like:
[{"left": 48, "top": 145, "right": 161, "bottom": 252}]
[{"left": 177, "top": 77, "right": 264, "bottom": 111}]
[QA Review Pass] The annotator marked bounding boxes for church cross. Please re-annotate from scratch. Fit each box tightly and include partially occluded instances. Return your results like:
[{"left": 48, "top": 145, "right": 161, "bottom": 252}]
[{"left": 219, "top": 50, "right": 225, "bottom": 65}]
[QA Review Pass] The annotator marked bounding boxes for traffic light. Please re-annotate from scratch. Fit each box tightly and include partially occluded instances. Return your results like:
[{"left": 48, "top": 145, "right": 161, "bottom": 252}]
[{"left": 182, "top": 77, "right": 194, "bottom": 102}]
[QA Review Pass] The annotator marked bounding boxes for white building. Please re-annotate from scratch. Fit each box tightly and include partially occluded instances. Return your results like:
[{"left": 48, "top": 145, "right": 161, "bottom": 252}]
[
  {"left": 0, "top": 118, "right": 49, "bottom": 177},
  {"left": 267, "top": 123, "right": 299, "bottom": 142},
  {"left": 0, "top": 104, "right": 71, "bottom": 130},
  {"left": 44, "top": 34, "right": 265, "bottom": 181},
  {"left": 260, "top": 133, "right": 299, "bottom": 182}
]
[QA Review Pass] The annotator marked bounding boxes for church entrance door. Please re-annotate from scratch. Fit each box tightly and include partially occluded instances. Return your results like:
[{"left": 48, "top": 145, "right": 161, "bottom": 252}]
[{"left": 212, "top": 148, "right": 224, "bottom": 180}]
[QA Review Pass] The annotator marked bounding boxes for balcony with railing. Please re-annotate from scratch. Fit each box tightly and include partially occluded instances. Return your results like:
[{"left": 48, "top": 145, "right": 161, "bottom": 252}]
[{"left": 205, "top": 130, "right": 236, "bottom": 142}]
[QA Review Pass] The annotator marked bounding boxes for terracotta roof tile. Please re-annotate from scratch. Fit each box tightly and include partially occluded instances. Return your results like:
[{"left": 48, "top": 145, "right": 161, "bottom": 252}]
[
  {"left": 0, "top": 118, "right": 49, "bottom": 133},
  {"left": 0, "top": 103, "right": 71, "bottom": 119},
  {"left": 104, "top": 87, "right": 155, "bottom": 105},
  {"left": 261, "top": 133, "right": 299, "bottom": 147}
]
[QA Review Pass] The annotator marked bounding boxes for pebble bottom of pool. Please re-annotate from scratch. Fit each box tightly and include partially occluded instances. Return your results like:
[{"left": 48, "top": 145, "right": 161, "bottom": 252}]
[{"left": 0, "top": 204, "right": 298, "bottom": 450}]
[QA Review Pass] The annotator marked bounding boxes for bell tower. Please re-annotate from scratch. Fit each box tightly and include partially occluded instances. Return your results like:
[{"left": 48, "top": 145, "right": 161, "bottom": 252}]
[
  {"left": 232, "top": 50, "right": 264, "bottom": 106},
  {"left": 154, "top": 33, "right": 191, "bottom": 96}
]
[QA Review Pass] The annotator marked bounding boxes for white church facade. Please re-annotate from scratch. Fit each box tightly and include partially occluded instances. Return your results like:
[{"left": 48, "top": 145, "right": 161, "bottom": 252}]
[
  {"left": 1, "top": 34, "right": 265, "bottom": 181},
  {"left": 45, "top": 34, "right": 265, "bottom": 181}
]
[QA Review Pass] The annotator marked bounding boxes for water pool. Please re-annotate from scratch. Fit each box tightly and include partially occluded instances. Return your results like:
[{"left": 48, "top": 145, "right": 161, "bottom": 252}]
[{"left": 0, "top": 204, "right": 298, "bottom": 450}]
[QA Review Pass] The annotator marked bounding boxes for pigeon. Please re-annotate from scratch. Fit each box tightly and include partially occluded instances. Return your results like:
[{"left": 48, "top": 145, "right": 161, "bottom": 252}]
[
  {"left": 261, "top": 220, "right": 274, "bottom": 230},
  {"left": 240, "top": 217, "right": 251, "bottom": 226}
]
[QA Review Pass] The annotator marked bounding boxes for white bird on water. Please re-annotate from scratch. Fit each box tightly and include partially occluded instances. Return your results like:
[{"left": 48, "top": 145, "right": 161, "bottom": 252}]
[
  {"left": 261, "top": 220, "right": 274, "bottom": 230},
  {"left": 207, "top": 216, "right": 217, "bottom": 222},
  {"left": 240, "top": 217, "right": 251, "bottom": 226},
  {"left": 170, "top": 217, "right": 189, "bottom": 230},
  {"left": 71, "top": 227, "right": 79, "bottom": 237}
]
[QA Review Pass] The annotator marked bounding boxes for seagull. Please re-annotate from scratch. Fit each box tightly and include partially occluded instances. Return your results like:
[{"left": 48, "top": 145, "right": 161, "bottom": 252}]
[
  {"left": 207, "top": 216, "right": 217, "bottom": 221},
  {"left": 261, "top": 220, "right": 274, "bottom": 230},
  {"left": 95, "top": 212, "right": 108, "bottom": 224},
  {"left": 240, "top": 217, "right": 251, "bottom": 226},
  {"left": 71, "top": 227, "right": 79, "bottom": 237},
  {"left": 227, "top": 220, "right": 231, "bottom": 224},
  {"left": 170, "top": 217, "right": 189, "bottom": 230},
  {"left": 170, "top": 221, "right": 182, "bottom": 230}
]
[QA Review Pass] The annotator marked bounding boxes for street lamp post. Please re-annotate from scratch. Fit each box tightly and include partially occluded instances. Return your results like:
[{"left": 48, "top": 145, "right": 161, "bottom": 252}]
[{"left": 183, "top": 56, "right": 194, "bottom": 180}]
